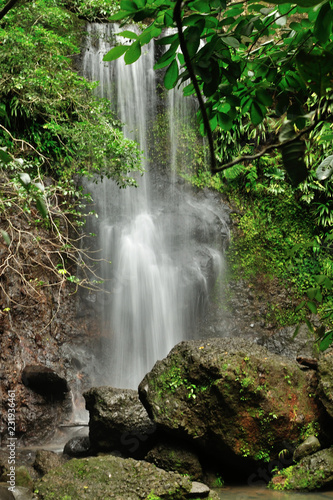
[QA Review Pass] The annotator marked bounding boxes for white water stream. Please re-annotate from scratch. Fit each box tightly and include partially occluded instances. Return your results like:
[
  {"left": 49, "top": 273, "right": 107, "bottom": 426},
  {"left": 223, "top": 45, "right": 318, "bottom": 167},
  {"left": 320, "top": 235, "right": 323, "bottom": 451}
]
[{"left": 82, "top": 24, "right": 229, "bottom": 389}]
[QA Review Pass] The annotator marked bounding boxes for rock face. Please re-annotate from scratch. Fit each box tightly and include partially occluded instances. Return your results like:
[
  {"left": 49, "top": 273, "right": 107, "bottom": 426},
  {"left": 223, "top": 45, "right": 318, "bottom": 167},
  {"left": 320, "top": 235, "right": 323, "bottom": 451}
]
[
  {"left": 139, "top": 338, "right": 321, "bottom": 475},
  {"left": 35, "top": 455, "right": 194, "bottom": 500},
  {"left": 317, "top": 347, "right": 333, "bottom": 418},
  {"left": 84, "top": 387, "right": 156, "bottom": 457},
  {"left": 270, "top": 448, "right": 333, "bottom": 490}
]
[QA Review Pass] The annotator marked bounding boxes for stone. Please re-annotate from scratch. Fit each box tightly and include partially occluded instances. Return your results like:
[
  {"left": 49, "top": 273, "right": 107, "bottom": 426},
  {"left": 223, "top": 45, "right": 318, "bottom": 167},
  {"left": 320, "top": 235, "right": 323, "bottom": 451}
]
[
  {"left": 35, "top": 454, "right": 193, "bottom": 499},
  {"left": 33, "top": 450, "right": 67, "bottom": 476},
  {"left": 63, "top": 436, "right": 91, "bottom": 458},
  {"left": 189, "top": 481, "right": 210, "bottom": 498},
  {"left": 270, "top": 447, "right": 333, "bottom": 490},
  {"left": 145, "top": 439, "right": 203, "bottom": 480},
  {"left": 21, "top": 365, "right": 69, "bottom": 400},
  {"left": 258, "top": 323, "right": 318, "bottom": 360},
  {"left": 84, "top": 386, "right": 156, "bottom": 458},
  {"left": 0, "top": 484, "right": 15, "bottom": 500},
  {"left": 139, "top": 338, "right": 322, "bottom": 476},
  {"left": 293, "top": 435, "right": 321, "bottom": 462}
]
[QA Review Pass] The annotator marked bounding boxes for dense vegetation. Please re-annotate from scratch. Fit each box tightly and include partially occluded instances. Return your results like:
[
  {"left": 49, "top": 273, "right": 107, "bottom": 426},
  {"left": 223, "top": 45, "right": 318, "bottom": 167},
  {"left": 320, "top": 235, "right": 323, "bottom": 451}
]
[{"left": 0, "top": 0, "right": 142, "bottom": 305}]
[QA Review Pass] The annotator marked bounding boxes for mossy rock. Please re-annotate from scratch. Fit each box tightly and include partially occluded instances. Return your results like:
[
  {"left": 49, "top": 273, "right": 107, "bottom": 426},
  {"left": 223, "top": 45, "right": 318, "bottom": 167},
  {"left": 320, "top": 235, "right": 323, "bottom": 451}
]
[
  {"left": 269, "top": 448, "right": 333, "bottom": 490},
  {"left": 139, "top": 338, "right": 322, "bottom": 471},
  {"left": 35, "top": 454, "right": 193, "bottom": 499}
]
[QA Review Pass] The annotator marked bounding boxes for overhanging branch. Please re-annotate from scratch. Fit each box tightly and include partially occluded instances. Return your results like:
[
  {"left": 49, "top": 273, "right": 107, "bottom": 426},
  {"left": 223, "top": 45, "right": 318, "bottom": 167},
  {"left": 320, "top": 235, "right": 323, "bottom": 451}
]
[{"left": 173, "top": 0, "right": 216, "bottom": 172}]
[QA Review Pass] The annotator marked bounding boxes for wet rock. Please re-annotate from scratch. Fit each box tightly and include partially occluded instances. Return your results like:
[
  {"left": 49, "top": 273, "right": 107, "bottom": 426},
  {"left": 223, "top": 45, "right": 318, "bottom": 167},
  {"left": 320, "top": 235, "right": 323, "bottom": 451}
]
[
  {"left": 139, "top": 338, "right": 322, "bottom": 476},
  {"left": 84, "top": 387, "right": 156, "bottom": 458},
  {"left": 11, "top": 486, "right": 35, "bottom": 499},
  {"left": 293, "top": 435, "right": 321, "bottom": 462},
  {"left": 63, "top": 436, "right": 91, "bottom": 458},
  {"left": 33, "top": 450, "right": 67, "bottom": 477},
  {"left": 145, "top": 440, "right": 203, "bottom": 480},
  {"left": 317, "top": 347, "right": 333, "bottom": 418},
  {"left": 35, "top": 455, "right": 193, "bottom": 499},
  {"left": 270, "top": 448, "right": 333, "bottom": 490},
  {"left": 21, "top": 365, "right": 69, "bottom": 400}
]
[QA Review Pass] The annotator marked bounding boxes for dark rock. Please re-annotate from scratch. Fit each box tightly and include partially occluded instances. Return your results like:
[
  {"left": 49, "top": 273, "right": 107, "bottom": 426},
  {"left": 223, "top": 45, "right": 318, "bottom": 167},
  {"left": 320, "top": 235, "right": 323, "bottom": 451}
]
[
  {"left": 33, "top": 450, "right": 67, "bottom": 477},
  {"left": 21, "top": 365, "right": 69, "bottom": 400},
  {"left": 84, "top": 386, "right": 156, "bottom": 458},
  {"left": 317, "top": 347, "right": 333, "bottom": 418},
  {"left": 35, "top": 455, "right": 194, "bottom": 499},
  {"left": 270, "top": 448, "right": 333, "bottom": 490},
  {"left": 145, "top": 440, "right": 203, "bottom": 480},
  {"left": 63, "top": 436, "right": 91, "bottom": 458},
  {"left": 293, "top": 435, "right": 321, "bottom": 462},
  {"left": 139, "top": 338, "right": 322, "bottom": 477}
]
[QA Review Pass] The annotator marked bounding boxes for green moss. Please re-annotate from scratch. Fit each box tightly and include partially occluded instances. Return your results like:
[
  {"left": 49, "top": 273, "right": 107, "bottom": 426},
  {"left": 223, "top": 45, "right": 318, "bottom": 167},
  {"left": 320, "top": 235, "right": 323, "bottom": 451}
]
[{"left": 270, "top": 465, "right": 326, "bottom": 491}]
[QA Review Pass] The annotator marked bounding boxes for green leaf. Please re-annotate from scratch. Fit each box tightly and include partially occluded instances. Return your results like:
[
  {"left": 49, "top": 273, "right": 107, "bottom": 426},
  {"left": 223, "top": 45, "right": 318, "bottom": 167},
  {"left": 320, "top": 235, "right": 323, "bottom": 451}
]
[
  {"left": 103, "top": 45, "right": 128, "bottom": 62},
  {"left": 110, "top": 10, "right": 132, "bottom": 21},
  {"left": 120, "top": 0, "right": 139, "bottom": 12},
  {"left": 307, "top": 301, "right": 318, "bottom": 314},
  {"left": 292, "top": 324, "right": 301, "bottom": 339},
  {"left": 217, "top": 112, "right": 233, "bottom": 131},
  {"left": 190, "top": 0, "right": 211, "bottom": 13},
  {"left": 281, "top": 140, "right": 308, "bottom": 186},
  {"left": 306, "top": 287, "right": 318, "bottom": 300},
  {"left": 184, "top": 26, "right": 201, "bottom": 59},
  {"left": 164, "top": 60, "right": 179, "bottom": 89},
  {"left": 221, "top": 36, "right": 240, "bottom": 48},
  {"left": 255, "top": 89, "right": 273, "bottom": 106},
  {"left": 117, "top": 31, "right": 138, "bottom": 40},
  {"left": 314, "top": 2, "right": 333, "bottom": 44},
  {"left": 319, "top": 330, "right": 333, "bottom": 351},
  {"left": 124, "top": 40, "right": 141, "bottom": 65},
  {"left": 36, "top": 197, "right": 48, "bottom": 219},
  {"left": 0, "top": 148, "right": 12, "bottom": 164},
  {"left": 250, "top": 101, "right": 265, "bottom": 125},
  {"left": 154, "top": 40, "right": 179, "bottom": 70},
  {"left": 263, "top": 0, "right": 324, "bottom": 6},
  {"left": 0, "top": 230, "right": 10, "bottom": 246}
]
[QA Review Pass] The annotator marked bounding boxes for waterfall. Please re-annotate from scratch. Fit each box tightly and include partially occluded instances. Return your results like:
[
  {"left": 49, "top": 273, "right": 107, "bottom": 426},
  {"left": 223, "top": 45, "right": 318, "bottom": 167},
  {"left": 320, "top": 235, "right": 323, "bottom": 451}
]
[{"left": 82, "top": 24, "right": 229, "bottom": 389}]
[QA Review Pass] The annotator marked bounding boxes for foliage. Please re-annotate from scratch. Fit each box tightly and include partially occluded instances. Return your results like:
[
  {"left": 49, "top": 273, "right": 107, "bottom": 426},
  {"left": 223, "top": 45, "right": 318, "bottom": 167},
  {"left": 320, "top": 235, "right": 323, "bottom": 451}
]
[
  {"left": 0, "top": 0, "right": 142, "bottom": 315},
  {"left": 0, "top": 0, "right": 142, "bottom": 186},
  {"left": 106, "top": 0, "right": 333, "bottom": 186}
]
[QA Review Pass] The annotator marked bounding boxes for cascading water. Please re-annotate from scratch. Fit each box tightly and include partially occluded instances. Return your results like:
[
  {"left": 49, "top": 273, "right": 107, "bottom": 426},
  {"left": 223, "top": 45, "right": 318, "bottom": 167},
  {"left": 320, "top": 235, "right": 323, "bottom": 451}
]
[{"left": 81, "top": 23, "right": 230, "bottom": 389}]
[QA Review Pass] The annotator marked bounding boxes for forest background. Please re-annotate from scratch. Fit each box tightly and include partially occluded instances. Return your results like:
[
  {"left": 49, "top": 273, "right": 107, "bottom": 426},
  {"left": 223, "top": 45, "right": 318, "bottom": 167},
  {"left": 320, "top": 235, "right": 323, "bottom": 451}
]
[{"left": 0, "top": 0, "right": 333, "bottom": 349}]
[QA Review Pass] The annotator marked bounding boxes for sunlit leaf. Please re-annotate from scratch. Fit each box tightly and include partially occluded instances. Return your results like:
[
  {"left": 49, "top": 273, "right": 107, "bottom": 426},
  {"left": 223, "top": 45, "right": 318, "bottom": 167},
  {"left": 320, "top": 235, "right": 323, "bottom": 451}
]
[
  {"left": 117, "top": 31, "right": 138, "bottom": 40},
  {"left": 164, "top": 60, "right": 179, "bottom": 89},
  {"left": 103, "top": 45, "right": 128, "bottom": 62},
  {"left": 124, "top": 40, "right": 141, "bottom": 65}
]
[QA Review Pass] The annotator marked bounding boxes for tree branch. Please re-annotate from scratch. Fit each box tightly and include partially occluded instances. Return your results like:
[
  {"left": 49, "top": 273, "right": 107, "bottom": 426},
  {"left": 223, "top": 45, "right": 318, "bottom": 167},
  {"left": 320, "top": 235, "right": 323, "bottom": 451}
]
[
  {"left": 212, "top": 121, "right": 318, "bottom": 173},
  {"left": 173, "top": 0, "right": 216, "bottom": 172},
  {"left": 0, "top": 0, "right": 20, "bottom": 21}
]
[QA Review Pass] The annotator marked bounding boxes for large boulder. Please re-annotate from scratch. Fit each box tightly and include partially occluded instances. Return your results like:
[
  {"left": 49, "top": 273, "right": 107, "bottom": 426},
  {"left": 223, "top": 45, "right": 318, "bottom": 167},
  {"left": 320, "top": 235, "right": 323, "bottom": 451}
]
[
  {"left": 270, "top": 448, "right": 333, "bottom": 490},
  {"left": 139, "top": 338, "right": 321, "bottom": 476},
  {"left": 35, "top": 455, "right": 218, "bottom": 500},
  {"left": 84, "top": 387, "right": 156, "bottom": 458}
]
